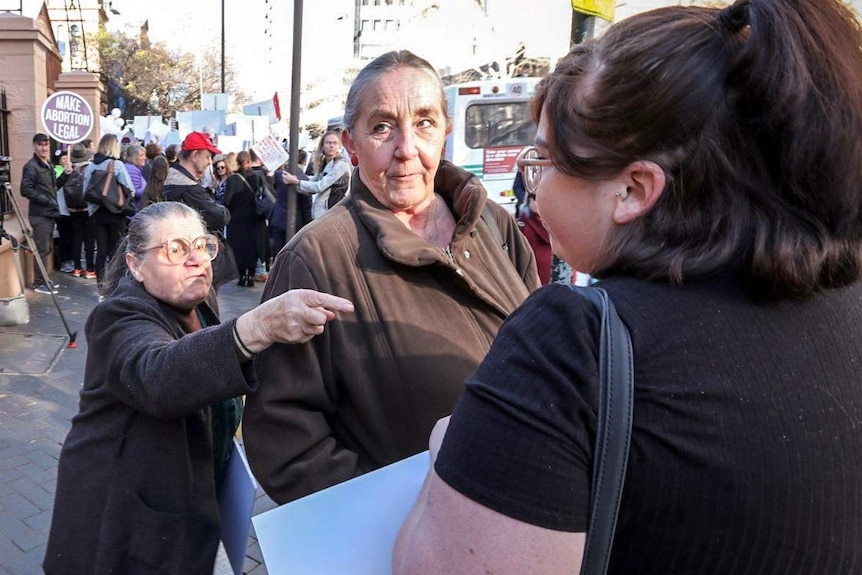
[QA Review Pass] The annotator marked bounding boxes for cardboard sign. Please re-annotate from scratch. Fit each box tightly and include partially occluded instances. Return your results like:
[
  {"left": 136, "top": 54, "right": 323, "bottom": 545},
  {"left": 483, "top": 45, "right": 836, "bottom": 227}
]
[
  {"left": 253, "top": 452, "right": 428, "bottom": 575},
  {"left": 40, "top": 91, "right": 94, "bottom": 144},
  {"left": 251, "top": 136, "right": 289, "bottom": 172}
]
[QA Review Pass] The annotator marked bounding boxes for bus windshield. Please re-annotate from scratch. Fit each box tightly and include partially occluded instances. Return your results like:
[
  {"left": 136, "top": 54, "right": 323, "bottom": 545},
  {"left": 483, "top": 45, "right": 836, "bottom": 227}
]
[{"left": 464, "top": 101, "right": 536, "bottom": 149}]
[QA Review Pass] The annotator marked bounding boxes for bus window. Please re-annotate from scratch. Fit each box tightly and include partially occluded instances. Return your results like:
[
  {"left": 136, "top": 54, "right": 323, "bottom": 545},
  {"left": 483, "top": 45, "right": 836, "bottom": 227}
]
[{"left": 464, "top": 101, "right": 536, "bottom": 149}]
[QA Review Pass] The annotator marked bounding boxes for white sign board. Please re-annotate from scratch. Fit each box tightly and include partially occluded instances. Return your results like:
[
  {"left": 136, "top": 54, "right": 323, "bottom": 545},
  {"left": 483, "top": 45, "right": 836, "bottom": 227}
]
[
  {"left": 243, "top": 99, "right": 278, "bottom": 124},
  {"left": 175, "top": 110, "right": 227, "bottom": 139},
  {"left": 253, "top": 452, "right": 428, "bottom": 575},
  {"left": 40, "top": 91, "right": 94, "bottom": 144},
  {"left": 202, "top": 93, "right": 231, "bottom": 111},
  {"left": 251, "top": 136, "right": 289, "bottom": 171},
  {"left": 133, "top": 116, "right": 165, "bottom": 139},
  {"left": 227, "top": 116, "right": 271, "bottom": 143}
]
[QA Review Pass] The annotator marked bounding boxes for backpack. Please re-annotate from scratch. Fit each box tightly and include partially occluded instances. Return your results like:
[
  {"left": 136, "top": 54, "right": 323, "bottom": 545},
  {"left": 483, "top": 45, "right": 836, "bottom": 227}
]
[
  {"left": 326, "top": 172, "right": 350, "bottom": 209},
  {"left": 62, "top": 171, "right": 87, "bottom": 210}
]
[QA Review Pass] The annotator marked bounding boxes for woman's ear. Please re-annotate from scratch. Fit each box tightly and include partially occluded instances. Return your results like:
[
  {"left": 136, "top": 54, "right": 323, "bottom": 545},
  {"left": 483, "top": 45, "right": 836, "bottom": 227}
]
[
  {"left": 341, "top": 129, "right": 355, "bottom": 156},
  {"left": 612, "top": 161, "right": 666, "bottom": 224},
  {"left": 126, "top": 253, "right": 143, "bottom": 282}
]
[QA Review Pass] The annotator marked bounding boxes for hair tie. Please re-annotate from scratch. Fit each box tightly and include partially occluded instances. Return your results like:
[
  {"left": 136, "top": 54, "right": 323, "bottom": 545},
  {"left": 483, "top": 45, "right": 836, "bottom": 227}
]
[{"left": 717, "top": 1, "right": 750, "bottom": 33}]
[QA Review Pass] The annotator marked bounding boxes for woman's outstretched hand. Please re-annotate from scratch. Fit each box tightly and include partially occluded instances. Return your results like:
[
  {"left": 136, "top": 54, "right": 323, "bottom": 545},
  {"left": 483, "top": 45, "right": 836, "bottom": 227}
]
[{"left": 235, "top": 289, "right": 354, "bottom": 352}]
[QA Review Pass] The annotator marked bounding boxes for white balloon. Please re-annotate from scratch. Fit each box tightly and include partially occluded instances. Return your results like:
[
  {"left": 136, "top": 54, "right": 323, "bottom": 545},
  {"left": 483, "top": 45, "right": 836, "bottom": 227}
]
[
  {"left": 111, "top": 108, "right": 122, "bottom": 118},
  {"left": 114, "top": 117, "right": 126, "bottom": 128}
]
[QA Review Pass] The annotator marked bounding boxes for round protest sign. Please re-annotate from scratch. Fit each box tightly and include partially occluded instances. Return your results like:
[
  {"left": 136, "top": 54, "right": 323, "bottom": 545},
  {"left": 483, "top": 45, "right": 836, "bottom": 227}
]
[{"left": 40, "top": 91, "right": 94, "bottom": 144}]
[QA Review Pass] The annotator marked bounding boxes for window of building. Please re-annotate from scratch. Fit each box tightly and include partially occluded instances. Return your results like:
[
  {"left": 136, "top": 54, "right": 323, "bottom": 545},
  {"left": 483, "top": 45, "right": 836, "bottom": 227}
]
[{"left": 373, "top": 19, "right": 382, "bottom": 31}]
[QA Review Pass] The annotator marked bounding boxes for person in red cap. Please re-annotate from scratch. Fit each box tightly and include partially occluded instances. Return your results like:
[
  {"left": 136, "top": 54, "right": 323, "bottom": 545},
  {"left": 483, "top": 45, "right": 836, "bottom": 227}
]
[{"left": 163, "top": 132, "right": 230, "bottom": 234}]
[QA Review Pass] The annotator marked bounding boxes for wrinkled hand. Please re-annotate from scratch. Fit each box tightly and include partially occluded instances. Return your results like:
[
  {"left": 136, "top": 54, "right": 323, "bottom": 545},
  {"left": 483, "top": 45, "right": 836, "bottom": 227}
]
[
  {"left": 281, "top": 171, "right": 299, "bottom": 186},
  {"left": 235, "top": 289, "right": 354, "bottom": 353}
]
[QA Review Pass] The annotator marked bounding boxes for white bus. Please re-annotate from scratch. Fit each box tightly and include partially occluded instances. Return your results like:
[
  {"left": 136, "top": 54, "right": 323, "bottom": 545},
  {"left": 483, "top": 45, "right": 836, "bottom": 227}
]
[{"left": 444, "top": 78, "right": 541, "bottom": 214}]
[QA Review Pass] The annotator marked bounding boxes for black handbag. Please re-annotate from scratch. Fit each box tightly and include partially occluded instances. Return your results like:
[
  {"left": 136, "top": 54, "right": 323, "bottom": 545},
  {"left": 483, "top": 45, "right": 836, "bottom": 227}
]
[
  {"left": 211, "top": 235, "right": 239, "bottom": 287},
  {"left": 255, "top": 184, "right": 276, "bottom": 219},
  {"left": 84, "top": 161, "right": 134, "bottom": 214},
  {"left": 573, "top": 286, "right": 634, "bottom": 575}
]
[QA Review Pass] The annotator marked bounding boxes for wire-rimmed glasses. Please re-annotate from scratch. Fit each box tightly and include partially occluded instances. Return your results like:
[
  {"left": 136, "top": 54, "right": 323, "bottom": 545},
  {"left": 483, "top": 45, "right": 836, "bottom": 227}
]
[
  {"left": 516, "top": 146, "right": 554, "bottom": 195},
  {"left": 140, "top": 234, "right": 220, "bottom": 265}
]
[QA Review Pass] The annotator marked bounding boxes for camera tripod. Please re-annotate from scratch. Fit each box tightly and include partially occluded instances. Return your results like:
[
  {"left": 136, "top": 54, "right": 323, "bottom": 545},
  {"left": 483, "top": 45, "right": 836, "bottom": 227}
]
[{"left": 1, "top": 181, "right": 77, "bottom": 348}]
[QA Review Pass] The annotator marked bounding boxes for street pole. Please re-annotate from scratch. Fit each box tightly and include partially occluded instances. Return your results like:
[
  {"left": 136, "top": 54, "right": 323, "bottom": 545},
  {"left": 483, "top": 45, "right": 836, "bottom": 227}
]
[
  {"left": 286, "top": 0, "right": 303, "bottom": 241},
  {"left": 221, "top": 0, "right": 226, "bottom": 94}
]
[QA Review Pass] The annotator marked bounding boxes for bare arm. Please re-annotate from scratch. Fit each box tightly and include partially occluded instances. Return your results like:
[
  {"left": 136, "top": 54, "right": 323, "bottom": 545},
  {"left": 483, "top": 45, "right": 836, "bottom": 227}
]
[{"left": 393, "top": 418, "right": 586, "bottom": 575}]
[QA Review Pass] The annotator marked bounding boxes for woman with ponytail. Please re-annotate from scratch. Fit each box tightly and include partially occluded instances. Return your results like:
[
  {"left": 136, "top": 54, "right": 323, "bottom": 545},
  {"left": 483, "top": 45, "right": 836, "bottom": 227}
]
[{"left": 395, "top": 1, "right": 862, "bottom": 573}]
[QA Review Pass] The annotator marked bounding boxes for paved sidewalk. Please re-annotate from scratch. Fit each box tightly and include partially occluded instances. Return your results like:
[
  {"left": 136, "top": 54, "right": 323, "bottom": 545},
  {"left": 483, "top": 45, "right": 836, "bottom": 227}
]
[{"left": 0, "top": 272, "right": 278, "bottom": 575}]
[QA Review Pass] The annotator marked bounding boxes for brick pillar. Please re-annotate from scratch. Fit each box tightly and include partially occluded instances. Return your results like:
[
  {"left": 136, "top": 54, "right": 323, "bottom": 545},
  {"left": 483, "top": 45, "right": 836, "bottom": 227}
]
[
  {"left": 0, "top": 10, "right": 63, "bottom": 296},
  {"left": 54, "top": 71, "right": 104, "bottom": 145}
]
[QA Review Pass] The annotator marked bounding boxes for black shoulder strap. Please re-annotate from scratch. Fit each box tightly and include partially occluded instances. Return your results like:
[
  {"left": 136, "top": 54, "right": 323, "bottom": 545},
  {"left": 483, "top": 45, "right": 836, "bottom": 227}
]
[
  {"left": 572, "top": 285, "right": 634, "bottom": 575},
  {"left": 234, "top": 173, "right": 254, "bottom": 194}
]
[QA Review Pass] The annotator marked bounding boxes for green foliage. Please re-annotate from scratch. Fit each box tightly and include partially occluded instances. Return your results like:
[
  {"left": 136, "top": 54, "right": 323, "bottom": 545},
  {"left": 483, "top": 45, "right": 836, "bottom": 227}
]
[{"left": 91, "top": 29, "right": 246, "bottom": 118}]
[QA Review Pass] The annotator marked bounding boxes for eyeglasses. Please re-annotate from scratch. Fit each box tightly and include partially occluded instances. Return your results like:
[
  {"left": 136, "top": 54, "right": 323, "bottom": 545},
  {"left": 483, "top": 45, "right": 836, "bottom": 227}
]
[
  {"left": 216, "top": 164, "right": 226, "bottom": 171},
  {"left": 140, "top": 234, "right": 219, "bottom": 265},
  {"left": 516, "top": 146, "right": 554, "bottom": 195}
]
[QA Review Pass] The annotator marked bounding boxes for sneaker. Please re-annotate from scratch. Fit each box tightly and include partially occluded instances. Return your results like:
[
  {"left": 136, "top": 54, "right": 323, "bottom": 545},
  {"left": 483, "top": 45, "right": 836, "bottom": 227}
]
[
  {"left": 84, "top": 271, "right": 97, "bottom": 280},
  {"left": 72, "top": 268, "right": 83, "bottom": 277},
  {"left": 60, "top": 261, "right": 75, "bottom": 273},
  {"left": 33, "top": 284, "right": 58, "bottom": 295},
  {"left": 253, "top": 273, "right": 268, "bottom": 283}
]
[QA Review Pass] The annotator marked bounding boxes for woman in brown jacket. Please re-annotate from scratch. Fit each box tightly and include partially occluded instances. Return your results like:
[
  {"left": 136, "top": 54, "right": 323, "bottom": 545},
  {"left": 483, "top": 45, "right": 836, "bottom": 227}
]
[{"left": 243, "top": 50, "right": 540, "bottom": 505}]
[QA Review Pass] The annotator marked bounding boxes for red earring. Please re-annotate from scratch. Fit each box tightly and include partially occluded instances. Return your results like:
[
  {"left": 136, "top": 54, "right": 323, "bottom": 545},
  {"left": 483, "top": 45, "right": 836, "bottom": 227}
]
[{"left": 350, "top": 155, "right": 359, "bottom": 167}]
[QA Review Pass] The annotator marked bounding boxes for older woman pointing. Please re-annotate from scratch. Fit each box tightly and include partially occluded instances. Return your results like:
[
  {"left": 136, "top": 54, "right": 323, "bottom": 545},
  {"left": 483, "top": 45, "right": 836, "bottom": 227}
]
[
  {"left": 244, "top": 50, "right": 540, "bottom": 504},
  {"left": 43, "top": 201, "right": 353, "bottom": 574}
]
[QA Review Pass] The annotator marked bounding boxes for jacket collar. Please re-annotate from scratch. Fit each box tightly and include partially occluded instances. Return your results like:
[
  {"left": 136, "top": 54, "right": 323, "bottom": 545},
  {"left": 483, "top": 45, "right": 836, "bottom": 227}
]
[
  {"left": 349, "top": 160, "right": 488, "bottom": 267},
  {"left": 165, "top": 163, "right": 200, "bottom": 187}
]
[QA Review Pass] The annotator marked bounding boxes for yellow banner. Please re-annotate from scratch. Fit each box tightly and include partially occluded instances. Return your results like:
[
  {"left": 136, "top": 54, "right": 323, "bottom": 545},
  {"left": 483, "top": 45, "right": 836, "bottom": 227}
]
[{"left": 572, "top": 0, "right": 615, "bottom": 21}]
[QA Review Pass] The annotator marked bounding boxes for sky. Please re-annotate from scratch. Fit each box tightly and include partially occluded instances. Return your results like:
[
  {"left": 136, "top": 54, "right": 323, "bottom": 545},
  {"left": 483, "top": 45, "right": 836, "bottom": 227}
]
[
  {"left": 109, "top": 0, "right": 574, "bottom": 104},
  {"left": 110, "top": 0, "right": 862, "bottom": 107},
  {"left": 110, "top": 0, "right": 355, "bottom": 104}
]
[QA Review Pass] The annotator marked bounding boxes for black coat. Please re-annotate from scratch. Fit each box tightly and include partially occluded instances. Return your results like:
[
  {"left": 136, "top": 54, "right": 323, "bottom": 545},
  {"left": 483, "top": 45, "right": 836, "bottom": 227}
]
[
  {"left": 163, "top": 163, "right": 231, "bottom": 233},
  {"left": 20, "top": 155, "right": 66, "bottom": 218},
  {"left": 44, "top": 278, "right": 257, "bottom": 574},
  {"left": 223, "top": 171, "right": 266, "bottom": 272}
]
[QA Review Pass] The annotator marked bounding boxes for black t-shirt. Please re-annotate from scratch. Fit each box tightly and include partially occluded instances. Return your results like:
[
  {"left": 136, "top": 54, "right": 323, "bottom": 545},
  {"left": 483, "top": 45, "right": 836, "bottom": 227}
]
[{"left": 436, "top": 277, "right": 862, "bottom": 574}]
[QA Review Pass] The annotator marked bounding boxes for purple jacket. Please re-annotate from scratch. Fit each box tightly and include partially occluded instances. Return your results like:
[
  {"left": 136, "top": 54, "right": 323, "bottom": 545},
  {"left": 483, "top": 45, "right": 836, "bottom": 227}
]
[{"left": 124, "top": 162, "right": 146, "bottom": 207}]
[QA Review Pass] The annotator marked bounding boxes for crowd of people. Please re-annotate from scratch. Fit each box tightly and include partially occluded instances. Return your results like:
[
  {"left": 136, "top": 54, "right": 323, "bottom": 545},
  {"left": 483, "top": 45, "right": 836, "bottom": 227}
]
[
  {"left": 20, "top": 123, "right": 356, "bottom": 298},
  {"left": 30, "top": 0, "right": 862, "bottom": 571}
]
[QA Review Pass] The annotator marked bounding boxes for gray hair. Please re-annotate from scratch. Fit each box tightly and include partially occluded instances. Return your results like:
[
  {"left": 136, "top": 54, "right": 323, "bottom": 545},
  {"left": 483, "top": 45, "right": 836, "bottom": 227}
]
[
  {"left": 99, "top": 202, "right": 206, "bottom": 297},
  {"left": 123, "top": 143, "right": 144, "bottom": 163},
  {"left": 343, "top": 50, "right": 449, "bottom": 132}
]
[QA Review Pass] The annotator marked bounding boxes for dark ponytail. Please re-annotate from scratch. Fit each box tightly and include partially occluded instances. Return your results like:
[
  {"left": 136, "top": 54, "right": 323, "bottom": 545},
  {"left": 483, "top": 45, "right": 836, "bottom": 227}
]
[{"left": 535, "top": 0, "right": 862, "bottom": 299}]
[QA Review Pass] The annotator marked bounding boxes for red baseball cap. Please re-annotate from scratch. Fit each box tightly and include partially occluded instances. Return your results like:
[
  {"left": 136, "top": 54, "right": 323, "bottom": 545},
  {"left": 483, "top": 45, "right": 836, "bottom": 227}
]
[{"left": 181, "top": 131, "right": 221, "bottom": 155}]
